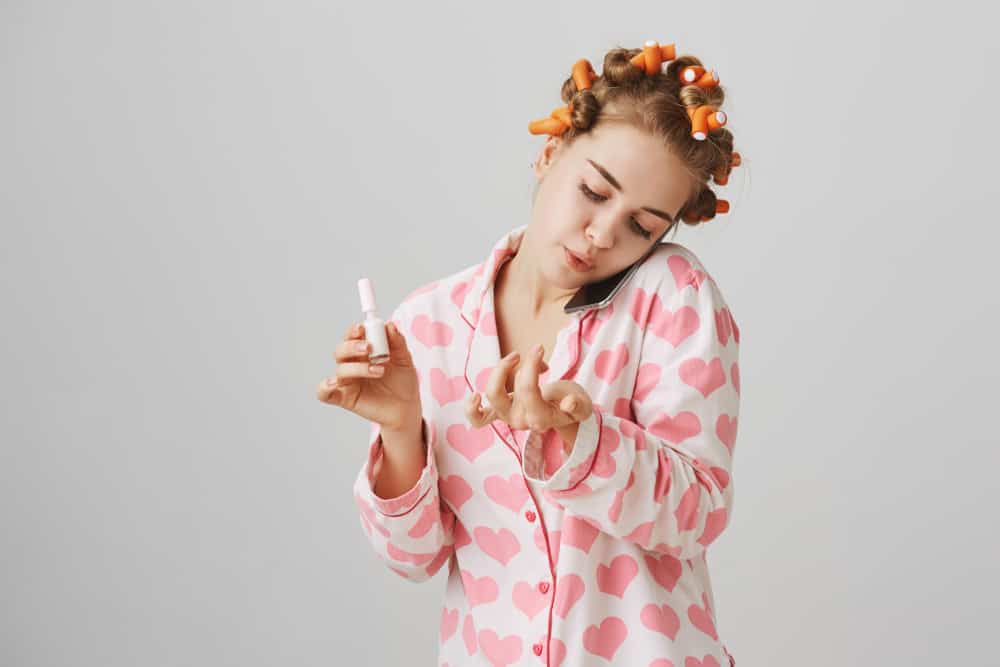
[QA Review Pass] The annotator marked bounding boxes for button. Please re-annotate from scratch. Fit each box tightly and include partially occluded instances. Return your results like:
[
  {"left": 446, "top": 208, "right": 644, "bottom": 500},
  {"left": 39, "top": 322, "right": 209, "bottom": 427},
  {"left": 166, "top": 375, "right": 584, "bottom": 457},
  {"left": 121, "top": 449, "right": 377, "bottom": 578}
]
[
  {"left": 524, "top": 510, "right": 536, "bottom": 522},
  {"left": 532, "top": 643, "right": 543, "bottom": 656},
  {"left": 537, "top": 581, "right": 550, "bottom": 594}
]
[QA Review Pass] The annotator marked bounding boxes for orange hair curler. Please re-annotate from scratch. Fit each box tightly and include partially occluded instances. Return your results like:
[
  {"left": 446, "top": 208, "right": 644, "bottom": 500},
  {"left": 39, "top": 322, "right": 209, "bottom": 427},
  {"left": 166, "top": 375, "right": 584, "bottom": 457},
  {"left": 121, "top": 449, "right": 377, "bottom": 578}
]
[
  {"left": 629, "top": 40, "right": 677, "bottom": 75},
  {"left": 572, "top": 59, "right": 598, "bottom": 91},
  {"left": 680, "top": 66, "right": 720, "bottom": 89},
  {"left": 687, "top": 105, "right": 726, "bottom": 141},
  {"left": 528, "top": 104, "right": 574, "bottom": 136}
]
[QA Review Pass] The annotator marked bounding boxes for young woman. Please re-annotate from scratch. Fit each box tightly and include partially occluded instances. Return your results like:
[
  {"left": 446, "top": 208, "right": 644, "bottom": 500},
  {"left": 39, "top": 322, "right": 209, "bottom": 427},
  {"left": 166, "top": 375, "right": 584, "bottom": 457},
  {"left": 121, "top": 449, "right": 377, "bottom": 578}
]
[{"left": 318, "top": 43, "right": 743, "bottom": 667}]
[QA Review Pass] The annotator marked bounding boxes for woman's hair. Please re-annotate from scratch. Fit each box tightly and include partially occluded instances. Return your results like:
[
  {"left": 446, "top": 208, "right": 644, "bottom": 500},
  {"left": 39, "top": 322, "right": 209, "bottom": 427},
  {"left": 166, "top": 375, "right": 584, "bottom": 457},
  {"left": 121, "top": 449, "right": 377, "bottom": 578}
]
[{"left": 537, "top": 45, "right": 738, "bottom": 238}]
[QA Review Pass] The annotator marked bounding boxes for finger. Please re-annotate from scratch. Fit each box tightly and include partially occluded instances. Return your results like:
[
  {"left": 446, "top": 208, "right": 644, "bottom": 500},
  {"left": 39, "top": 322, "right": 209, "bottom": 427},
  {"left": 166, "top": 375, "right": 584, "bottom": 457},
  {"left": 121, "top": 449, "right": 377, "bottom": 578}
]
[
  {"left": 485, "top": 351, "right": 519, "bottom": 417},
  {"left": 385, "top": 321, "right": 413, "bottom": 363},
  {"left": 335, "top": 338, "right": 371, "bottom": 363},
  {"left": 336, "top": 361, "right": 386, "bottom": 382},
  {"left": 543, "top": 381, "right": 593, "bottom": 422},
  {"left": 465, "top": 392, "right": 495, "bottom": 428},
  {"left": 343, "top": 321, "right": 365, "bottom": 341},
  {"left": 317, "top": 376, "right": 343, "bottom": 405},
  {"left": 514, "top": 344, "right": 549, "bottom": 429}
]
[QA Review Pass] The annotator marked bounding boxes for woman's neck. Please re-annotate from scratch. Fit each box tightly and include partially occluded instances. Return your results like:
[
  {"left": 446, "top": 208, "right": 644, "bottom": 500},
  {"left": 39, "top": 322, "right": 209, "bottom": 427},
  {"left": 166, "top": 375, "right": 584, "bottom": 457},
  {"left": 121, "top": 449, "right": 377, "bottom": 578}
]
[{"left": 495, "top": 235, "right": 577, "bottom": 318}]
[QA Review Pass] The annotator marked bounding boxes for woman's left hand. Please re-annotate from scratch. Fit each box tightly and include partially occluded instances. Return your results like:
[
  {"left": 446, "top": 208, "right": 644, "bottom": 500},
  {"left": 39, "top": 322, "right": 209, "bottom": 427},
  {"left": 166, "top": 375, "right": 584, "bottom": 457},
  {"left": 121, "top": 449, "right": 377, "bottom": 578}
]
[{"left": 464, "top": 343, "right": 593, "bottom": 451}]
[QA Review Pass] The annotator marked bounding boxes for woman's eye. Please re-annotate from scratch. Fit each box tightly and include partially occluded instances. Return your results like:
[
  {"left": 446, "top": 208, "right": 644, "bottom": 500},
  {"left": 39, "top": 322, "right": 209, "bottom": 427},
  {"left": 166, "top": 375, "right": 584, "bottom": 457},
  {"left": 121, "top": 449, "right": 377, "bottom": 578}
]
[
  {"left": 579, "top": 182, "right": 604, "bottom": 202},
  {"left": 629, "top": 218, "right": 652, "bottom": 239},
  {"left": 580, "top": 181, "right": 652, "bottom": 239}
]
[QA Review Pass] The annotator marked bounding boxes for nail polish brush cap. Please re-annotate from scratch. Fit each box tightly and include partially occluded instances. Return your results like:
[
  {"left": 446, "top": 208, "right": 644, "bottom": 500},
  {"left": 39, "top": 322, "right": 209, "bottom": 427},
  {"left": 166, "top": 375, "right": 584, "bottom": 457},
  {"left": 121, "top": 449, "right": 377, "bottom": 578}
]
[{"left": 357, "top": 278, "right": 377, "bottom": 313}]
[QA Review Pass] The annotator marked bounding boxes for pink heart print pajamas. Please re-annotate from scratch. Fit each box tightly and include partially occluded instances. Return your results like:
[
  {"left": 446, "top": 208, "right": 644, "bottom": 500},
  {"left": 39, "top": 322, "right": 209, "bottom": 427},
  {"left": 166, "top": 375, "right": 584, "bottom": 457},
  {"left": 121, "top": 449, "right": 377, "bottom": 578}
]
[{"left": 353, "top": 225, "right": 740, "bottom": 667}]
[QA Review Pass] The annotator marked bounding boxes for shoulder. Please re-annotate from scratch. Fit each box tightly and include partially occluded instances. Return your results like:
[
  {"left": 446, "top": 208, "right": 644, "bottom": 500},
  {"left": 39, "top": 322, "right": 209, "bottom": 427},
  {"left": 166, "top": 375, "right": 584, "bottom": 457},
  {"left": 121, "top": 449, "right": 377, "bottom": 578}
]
[
  {"left": 624, "top": 241, "right": 739, "bottom": 334},
  {"left": 390, "top": 259, "right": 483, "bottom": 323}
]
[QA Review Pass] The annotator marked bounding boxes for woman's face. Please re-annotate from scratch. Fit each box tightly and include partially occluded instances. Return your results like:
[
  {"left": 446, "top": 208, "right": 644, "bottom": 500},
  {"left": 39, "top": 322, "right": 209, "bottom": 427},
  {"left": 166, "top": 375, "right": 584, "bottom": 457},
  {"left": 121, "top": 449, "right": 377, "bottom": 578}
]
[{"left": 528, "top": 121, "right": 695, "bottom": 290}]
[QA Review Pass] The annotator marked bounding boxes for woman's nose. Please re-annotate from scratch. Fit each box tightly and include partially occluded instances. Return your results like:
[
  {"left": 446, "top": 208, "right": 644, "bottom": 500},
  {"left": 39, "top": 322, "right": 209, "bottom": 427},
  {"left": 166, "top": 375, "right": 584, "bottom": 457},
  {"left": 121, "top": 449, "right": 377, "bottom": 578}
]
[{"left": 585, "top": 221, "right": 614, "bottom": 249}]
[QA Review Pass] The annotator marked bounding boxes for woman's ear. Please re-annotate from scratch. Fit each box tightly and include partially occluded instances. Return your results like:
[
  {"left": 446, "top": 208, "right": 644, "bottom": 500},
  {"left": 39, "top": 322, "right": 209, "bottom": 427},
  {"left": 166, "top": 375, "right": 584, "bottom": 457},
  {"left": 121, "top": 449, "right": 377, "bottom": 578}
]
[{"left": 532, "top": 136, "right": 564, "bottom": 179}]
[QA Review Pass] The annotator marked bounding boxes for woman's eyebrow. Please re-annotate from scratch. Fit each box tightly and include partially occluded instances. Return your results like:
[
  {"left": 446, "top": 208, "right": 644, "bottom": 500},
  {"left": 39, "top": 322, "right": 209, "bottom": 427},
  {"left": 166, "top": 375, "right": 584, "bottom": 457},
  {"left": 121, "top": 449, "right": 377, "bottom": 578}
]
[{"left": 586, "top": 158, "right": 676, "bottom": 224}]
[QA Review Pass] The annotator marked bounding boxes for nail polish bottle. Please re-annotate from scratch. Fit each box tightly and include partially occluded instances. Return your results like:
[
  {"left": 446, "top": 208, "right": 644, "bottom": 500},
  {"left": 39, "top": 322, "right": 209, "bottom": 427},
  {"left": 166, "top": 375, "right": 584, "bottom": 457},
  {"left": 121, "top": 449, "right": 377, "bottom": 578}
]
[{"left": 357, "top": 278, "right": 390, "bottom": 365}]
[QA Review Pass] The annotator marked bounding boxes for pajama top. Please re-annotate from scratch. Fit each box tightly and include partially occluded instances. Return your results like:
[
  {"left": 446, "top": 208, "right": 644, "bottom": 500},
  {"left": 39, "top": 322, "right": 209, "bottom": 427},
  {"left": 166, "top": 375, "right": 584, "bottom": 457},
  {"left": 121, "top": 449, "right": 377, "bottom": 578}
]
[{"left": 352, "top": 224, "right": 741, "bottom": 667}]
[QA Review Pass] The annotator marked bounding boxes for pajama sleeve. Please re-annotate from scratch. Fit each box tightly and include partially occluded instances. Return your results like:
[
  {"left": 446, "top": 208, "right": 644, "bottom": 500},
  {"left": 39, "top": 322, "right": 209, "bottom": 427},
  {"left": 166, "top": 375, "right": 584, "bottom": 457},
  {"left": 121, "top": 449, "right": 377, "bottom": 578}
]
[
  {"left": 351, "top": 304, "right": 456, "bottom": 583},
  {"left": 521, "top": 276, "right": 740, "bottom": 560}
]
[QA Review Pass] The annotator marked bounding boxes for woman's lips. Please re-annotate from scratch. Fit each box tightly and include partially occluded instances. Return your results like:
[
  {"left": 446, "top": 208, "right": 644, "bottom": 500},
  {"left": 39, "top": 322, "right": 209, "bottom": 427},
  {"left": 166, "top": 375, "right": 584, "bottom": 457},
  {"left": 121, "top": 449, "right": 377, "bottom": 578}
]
[{"left": 563, "top": 246, "right": 593, "bottom": 272}]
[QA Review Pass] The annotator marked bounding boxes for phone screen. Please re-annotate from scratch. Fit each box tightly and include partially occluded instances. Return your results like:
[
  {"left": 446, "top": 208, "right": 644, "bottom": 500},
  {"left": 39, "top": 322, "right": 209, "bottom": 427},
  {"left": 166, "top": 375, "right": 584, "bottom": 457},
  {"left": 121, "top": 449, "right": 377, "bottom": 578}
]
[{"left": 563, "top": 231, "right": 672, "bottom": 314}]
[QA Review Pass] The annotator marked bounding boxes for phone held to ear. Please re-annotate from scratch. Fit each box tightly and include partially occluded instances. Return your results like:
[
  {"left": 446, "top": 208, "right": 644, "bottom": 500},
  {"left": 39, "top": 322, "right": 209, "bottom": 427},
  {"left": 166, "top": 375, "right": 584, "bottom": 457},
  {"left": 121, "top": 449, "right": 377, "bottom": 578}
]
[{"left": 563, "top": 234, "right": 670, "bottom": 314}]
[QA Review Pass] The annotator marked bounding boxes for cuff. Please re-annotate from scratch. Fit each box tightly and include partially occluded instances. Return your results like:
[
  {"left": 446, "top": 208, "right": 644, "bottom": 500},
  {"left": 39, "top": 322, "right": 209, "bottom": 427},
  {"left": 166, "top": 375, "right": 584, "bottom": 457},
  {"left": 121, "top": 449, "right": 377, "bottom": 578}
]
[
  {"left": 362, "top": 419, "right": 437, "bottom": 517},
  {"left": 522, "top": 408, "right": 603, "bottom": 490}
]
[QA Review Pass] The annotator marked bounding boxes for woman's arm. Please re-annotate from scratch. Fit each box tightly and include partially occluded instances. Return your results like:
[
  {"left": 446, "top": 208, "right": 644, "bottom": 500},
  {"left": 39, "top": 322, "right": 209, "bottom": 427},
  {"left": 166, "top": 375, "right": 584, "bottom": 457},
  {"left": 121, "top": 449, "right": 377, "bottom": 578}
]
[{"left": 521, "top": 277, "right": 740, "bottom": 560}]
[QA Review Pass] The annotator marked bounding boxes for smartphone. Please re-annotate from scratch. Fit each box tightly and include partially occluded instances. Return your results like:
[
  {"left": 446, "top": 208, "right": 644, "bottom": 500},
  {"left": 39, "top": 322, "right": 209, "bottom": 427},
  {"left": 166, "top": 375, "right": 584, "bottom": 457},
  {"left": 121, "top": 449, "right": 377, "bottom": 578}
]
[{"left": 563, "top": 231, "right": 671, "bottom": 314}]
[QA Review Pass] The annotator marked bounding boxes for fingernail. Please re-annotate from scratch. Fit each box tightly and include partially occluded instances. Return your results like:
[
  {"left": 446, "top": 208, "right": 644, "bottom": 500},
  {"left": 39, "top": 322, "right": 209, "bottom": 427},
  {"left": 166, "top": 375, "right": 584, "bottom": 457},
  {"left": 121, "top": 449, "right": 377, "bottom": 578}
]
[
  {"left": 356, "top": 341, "right": 368, "bottom": 352},
  {"left": 369, "top": 364, "right": 384, "bottom": 375},
  {"left": 325, "top": 377, "right": 336, "bottom": 386}
]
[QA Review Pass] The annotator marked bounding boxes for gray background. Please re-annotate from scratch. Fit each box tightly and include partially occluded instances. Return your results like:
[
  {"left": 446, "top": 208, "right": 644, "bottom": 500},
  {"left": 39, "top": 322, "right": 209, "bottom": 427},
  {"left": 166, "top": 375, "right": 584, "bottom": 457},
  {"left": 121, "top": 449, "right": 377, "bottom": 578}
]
[{"left": 3, "top": 1, "right": 998, "bottom": 665}]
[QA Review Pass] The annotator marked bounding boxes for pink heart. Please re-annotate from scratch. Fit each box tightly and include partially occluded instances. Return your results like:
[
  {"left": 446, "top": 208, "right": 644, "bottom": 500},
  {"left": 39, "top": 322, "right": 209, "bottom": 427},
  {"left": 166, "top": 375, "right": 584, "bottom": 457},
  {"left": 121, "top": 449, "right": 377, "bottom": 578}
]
[
  {"left": 474, "top": 526, "right": 521, "bottom": 565},
  {"left": 478, "top": 629, "right": 522, "bottom": 667},
  {"left": 424, "top": 546, "right": 452, "bottom": 578},
  {"left": 715, "top": 307, "right": 732, "bottom": 345},
  {"left": 512, "top": 581, "right": 548, "bottom": 620},
  {"left": 534, "top": 526, "right": 561, "bottom": 563},
  {"left": 649, "top": 304, "right": 700, "bottom": 347},
  {"left": 581, "top": 304, "right": 613, "bottom": 344},
  {"left": 716, "top": 414, "right": 738, "bottom": 454},
  {"left": 440, "top": 607, "right": 459, "bottom": 643},
  {"left": 668, "top": 254, "right": 707, "bottom": 291},
  {"left": 596, "top": 554, "right": 638, "bottom": 598},
  {"left": 648, "top": 411, "right": 702, "bottom": 444},
  {"left": 675, "top": 484, "right": 702, "bottom": 531},
  {"left": 430, "top": 368, "right": 467, "bottom": 406},
  {"left": 462, "top": 613, "right": 477, "bottom": 655},
  {"left": 582, "top": 616, "right": 627, "bottom": 661},
  {"left": 653, "top": 448, "right": 673, "bottom": 503},
  {"left": 644, "top": 552, "right": 683, "bottom": 592},
  {"left": 460, "top": 570, "right": 499, "bottom": 607},
  {"left": 687, "top": 656, "right": 722, "bottom": 667},
  {"left": 544, "top": 638, "right": 567, "bottom": 667},
  {"left": 679, "top": 357, "right": 727, "bottom": 398},
  {"left": 411, "top": 314, "right": 454, "bottom": 347},
  {"left": 407, "top": 503, "right": 439, "bottom": 539},
  {"left": 710, "top": 466, "right": 730, "bottom": 490},
  {"left": 594, "top": 343, "right": 629, "bottom": 383},
  {"left": 688, "top": 599, "right": 719, "bottom": 640},
  {"left": 474, "top": 366, "right": 493, "bottom": 392},
  {"left": 484, "top": 474, "right": 529, "bottom": 513},
  {"left": 625, "top": 520, "right": 654, "bottom": 546},
  {"left": 451, "top": 280, "right": 472, "bottom": 309},
  {"left": 553, "top": 573, "right": 585, "bottom": 618},
  {"left": 562, "top": 516, "right": 600, "bottom": 554},
  {"left": 354, "top": 495, "right": 389, "bottom": 538},
  {"left": 607, "top": 488, "right": 625, "bottom": 523},
  {"left": 640, "top": 602, "right": 680, "bottom": 640},
  {"left": 386, "top": 542, "right": 437, "bottom": 566},
  {"left": 591, "top": 427, "right": 620, "bottom": 478},
  {"left": 453, "top": 519, "right": 472, "bottom": 549},
  {"left": 634, "top": 363, "right": 661, "bottom": 402},
  {"left": 446, "top": 423, "right": 494, "bottom": 463},
  {"left": 697, "top": 508, "right": 728, "bottom": 548},
  {"left": 730, "top": 362, "right": 740, "bottom": 394},
  {"left": 439, "top": 474, "right": 473, "bottom": 511}
]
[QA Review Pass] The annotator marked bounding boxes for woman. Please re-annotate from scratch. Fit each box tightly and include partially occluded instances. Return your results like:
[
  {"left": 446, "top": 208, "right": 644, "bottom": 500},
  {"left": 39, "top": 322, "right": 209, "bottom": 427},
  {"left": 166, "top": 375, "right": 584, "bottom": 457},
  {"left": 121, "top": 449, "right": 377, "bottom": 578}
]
[{"left": 318, "top": 43, "right": 742, "bottom": 667}]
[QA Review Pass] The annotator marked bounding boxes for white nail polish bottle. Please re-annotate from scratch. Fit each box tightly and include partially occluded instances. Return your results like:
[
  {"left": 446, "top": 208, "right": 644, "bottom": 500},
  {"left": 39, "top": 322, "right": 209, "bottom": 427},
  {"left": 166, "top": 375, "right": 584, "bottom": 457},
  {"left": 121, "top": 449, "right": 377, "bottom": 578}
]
[{"left": 357, "top": 278, "right": 390, "bottom": 364}]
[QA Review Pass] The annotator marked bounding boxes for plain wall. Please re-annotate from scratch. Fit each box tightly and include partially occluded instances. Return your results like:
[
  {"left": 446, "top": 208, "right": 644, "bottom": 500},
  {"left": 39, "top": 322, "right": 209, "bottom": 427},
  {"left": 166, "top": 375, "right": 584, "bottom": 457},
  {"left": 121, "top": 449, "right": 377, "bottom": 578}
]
[{"left": 3, "top": 1, "right": 998, "bottom": 665}]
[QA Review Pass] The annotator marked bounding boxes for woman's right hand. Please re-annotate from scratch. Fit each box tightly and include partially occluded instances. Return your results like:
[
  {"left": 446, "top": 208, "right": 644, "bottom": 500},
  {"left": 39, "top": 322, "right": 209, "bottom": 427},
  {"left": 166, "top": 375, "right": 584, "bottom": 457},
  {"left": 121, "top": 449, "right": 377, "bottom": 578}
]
[{"left": 316, "top": 320, "right": 422, "bottom": 436}]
